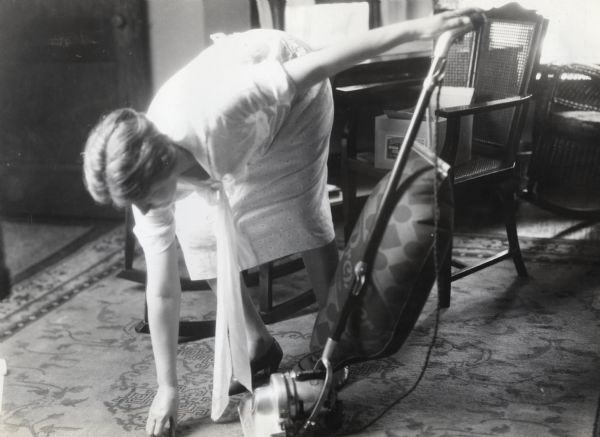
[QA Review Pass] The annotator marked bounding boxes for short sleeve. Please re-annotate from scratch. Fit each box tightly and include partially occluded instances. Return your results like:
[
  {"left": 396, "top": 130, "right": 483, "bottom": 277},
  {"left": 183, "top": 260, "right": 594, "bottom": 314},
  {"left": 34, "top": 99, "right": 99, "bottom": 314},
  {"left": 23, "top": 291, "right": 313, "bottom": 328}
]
[
  {"left": 146, "top": 80, "right": 189, "bottom": 144},
  {"left": 206, "top": 61, "right": 296, "bottom": 179},
  {"left": 132, "top": 204, "right": 177, "bottom": 255}
]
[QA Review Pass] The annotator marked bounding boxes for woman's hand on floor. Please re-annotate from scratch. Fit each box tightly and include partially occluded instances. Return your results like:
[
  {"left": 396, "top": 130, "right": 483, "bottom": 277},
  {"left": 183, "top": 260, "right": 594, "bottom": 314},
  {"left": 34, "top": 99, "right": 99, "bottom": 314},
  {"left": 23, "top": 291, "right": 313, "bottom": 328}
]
[{"left": 146, "top": 385, "right": 179, "bottom": 436}]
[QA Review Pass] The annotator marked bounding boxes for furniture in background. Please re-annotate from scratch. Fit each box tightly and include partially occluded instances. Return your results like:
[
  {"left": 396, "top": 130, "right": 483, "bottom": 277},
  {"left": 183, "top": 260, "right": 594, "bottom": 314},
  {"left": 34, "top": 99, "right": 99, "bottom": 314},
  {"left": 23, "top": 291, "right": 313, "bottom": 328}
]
[
  {"left": 522, "top": 63, "right": 600, "bottom": 220},
  {"left": 336, "top": 57, "right": 428, "bottom": 239},
  {"left": 435, "top": 3, "right": 547, "bottom": 307},
  {"left": 119, "top": 209, "right": 316, "bottom": 342},
  {"left": 0, "top": 224, "right": 9, "bottom": 301},
  {"left": 339, "top": 2, "right": 547, "bottom": 308},
  {"left": 0, "top": 0, "right": 150, "bottom": 218}
]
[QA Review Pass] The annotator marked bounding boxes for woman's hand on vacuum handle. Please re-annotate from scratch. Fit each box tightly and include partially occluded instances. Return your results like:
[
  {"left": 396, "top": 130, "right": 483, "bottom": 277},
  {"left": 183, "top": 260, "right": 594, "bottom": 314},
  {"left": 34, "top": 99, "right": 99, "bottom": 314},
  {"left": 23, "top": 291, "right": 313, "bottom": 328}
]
[
  {"left": 284, "top": 6, "right": 485, "bottom": 92},
  {"left": 414, "top": 7, "right": 485, "bottom": 40},
  {"left": 146, "top": 384, "right": 179, "bottom": 436}
]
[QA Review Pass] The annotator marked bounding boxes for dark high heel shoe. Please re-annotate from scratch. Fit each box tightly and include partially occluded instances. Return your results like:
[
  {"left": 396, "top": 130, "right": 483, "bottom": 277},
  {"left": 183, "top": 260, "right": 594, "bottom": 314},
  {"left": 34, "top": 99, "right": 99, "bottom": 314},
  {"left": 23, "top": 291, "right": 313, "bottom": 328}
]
[
  {"left": 228, "top": 339, "right": 283, "bottom": 396},
  {"left": 297, "top": 352, "right": 350, "bottom": 390}
]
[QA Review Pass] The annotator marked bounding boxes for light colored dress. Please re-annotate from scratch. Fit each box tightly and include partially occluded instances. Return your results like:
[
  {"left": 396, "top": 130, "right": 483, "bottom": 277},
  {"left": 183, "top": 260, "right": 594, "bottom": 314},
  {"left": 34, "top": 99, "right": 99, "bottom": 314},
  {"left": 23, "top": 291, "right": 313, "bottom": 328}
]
[
  {"left": 133, "top": 29, "right": 334, "bottom": 279},
  {"left": 131, "top": 29, "right": 335, "bottom": 420}
]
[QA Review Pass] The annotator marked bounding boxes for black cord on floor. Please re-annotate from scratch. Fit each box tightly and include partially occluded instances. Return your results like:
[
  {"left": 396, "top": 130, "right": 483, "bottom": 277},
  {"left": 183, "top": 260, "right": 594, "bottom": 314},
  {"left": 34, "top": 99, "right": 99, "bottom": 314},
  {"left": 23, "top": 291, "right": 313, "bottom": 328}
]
[
  {"left": 340, "top": 84, "right": 446, "bottom": 437},
  {"left": 339, "top": 304, "right": 442, "bottom": 436}
]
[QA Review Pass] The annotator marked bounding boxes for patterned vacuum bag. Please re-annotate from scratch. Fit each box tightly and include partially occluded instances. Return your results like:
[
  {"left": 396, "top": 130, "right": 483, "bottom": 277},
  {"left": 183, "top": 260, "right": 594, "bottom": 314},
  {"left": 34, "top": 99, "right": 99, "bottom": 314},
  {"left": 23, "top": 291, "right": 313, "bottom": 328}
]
[{"left": 310, "top": 143, "right": 454, "bottom": 369}]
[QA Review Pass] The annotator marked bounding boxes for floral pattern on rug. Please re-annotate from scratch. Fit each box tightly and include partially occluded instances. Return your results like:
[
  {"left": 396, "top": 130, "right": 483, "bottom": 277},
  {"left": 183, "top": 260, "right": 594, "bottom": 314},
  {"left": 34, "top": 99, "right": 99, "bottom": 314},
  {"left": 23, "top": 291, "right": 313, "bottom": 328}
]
[{"left": 0, "top": 228, "right": 599, "bottom": 436}]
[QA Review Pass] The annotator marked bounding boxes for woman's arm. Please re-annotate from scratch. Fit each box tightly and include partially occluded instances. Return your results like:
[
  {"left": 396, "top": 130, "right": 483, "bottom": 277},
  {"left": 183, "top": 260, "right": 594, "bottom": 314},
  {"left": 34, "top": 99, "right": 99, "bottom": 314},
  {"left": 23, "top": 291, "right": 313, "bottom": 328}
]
[
  {"left": 144, "top": 242, "right": 181, "bottom": 436},
  {"left": 284, "top": 8, "right": 481, "bottom": 92}
]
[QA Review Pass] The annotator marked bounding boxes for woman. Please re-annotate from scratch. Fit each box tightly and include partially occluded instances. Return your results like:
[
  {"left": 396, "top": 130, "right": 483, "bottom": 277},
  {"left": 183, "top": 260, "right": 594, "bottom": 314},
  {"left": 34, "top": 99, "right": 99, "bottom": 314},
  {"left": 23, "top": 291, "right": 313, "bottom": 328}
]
[{"left": 83, "top": 8, "right": 480, "bottom": 436}]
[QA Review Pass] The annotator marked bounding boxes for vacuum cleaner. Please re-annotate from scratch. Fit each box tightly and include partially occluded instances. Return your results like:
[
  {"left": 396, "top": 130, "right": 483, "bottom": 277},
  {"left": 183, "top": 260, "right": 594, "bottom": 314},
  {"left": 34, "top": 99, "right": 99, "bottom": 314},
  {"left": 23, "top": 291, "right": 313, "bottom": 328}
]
[{"left": 239, "top": 11, "right": 486, "bottom": 436}]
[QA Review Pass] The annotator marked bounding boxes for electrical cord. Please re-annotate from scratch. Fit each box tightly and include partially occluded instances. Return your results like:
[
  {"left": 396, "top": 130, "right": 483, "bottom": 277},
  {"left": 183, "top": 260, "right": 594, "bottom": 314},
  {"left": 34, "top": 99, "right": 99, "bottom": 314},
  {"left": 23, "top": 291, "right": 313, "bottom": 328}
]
[
  {"left": 340, "top": 305, "right": 442, "bottom": 436},
  {"left": 340, "top": 82, "right": 446, "bottom": 436}
]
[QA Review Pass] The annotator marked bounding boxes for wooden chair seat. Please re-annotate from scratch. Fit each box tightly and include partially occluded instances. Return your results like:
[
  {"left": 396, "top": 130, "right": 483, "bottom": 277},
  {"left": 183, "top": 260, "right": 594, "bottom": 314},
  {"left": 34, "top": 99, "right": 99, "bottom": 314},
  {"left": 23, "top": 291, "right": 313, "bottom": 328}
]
[{"left": 453, "top": 155, "right": 506, "bottom": 183}]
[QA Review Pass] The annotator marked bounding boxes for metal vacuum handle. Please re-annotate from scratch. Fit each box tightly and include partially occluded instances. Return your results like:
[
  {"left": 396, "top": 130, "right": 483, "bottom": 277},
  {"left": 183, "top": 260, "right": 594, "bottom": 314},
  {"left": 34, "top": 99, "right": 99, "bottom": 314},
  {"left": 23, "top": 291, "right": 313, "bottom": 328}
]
[
  {"left": 328, "top": 9, "right": 488, "bottom": 347},
  {"left": 433, "top": 10, "right": 486, "bottom": 60}
]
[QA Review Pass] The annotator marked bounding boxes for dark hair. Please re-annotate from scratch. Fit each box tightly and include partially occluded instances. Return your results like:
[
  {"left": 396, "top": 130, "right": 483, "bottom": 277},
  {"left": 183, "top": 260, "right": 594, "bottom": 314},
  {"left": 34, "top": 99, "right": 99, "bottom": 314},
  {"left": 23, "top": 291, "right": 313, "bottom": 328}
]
[{"left": 82, "top": 108, "right": 178, "bottom": 208}]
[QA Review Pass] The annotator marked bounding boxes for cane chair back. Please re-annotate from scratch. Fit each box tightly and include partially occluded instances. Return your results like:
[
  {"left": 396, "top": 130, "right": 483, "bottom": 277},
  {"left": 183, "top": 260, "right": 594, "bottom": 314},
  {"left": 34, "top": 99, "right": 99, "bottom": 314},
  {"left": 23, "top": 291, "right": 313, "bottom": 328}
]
[
  {"left": 435, "top": 3, "right": 547, "bottom": 308},
  {"left": 442, "top": 3, "right": 547, "bottom": 170}
]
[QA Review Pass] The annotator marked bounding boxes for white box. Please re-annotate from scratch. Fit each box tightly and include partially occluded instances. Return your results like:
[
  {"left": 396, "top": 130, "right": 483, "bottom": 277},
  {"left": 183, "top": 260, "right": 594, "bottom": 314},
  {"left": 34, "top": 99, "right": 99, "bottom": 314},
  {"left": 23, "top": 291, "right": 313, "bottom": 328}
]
[
  {"left": 374, "top": 111, "right": 446, "bottom": 169},
  {"left": 374, "top": 86, "right": 475, "bottom": 169}
]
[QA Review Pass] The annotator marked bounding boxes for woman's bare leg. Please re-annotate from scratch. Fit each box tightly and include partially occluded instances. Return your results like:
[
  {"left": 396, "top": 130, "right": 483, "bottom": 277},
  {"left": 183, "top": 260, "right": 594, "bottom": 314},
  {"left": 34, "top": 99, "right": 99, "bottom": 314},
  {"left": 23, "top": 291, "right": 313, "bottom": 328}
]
[{"left": 302, "top": 239, "right": 339, "bottom": 309}]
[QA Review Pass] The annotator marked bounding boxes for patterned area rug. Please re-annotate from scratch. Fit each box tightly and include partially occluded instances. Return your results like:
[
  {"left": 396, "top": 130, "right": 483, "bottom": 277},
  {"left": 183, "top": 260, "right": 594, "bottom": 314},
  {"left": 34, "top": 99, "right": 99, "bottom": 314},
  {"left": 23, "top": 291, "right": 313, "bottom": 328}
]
[{"left": 0, "top": 227, "right": 599, "bottom": 437}]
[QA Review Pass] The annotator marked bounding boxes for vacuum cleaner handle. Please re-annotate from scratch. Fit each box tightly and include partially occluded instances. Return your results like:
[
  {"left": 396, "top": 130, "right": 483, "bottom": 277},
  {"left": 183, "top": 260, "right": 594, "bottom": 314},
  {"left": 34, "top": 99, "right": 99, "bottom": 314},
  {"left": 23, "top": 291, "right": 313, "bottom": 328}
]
[
  {"left": 433, "top": 9, "right": 486, "bottom": 60},
  {"left": 327, "top": 10, "right": 487, "bottom": 347}
]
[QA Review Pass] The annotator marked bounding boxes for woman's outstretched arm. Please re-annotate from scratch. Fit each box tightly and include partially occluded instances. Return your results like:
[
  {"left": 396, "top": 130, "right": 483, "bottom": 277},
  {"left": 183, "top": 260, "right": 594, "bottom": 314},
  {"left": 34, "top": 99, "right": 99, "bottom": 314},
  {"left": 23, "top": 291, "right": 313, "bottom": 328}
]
[
  {"left": 284, "top": 7, "right": 482, "bottom": 92},
  {"left": 144, "top": 242, "right": 182, "bottom": 436}
]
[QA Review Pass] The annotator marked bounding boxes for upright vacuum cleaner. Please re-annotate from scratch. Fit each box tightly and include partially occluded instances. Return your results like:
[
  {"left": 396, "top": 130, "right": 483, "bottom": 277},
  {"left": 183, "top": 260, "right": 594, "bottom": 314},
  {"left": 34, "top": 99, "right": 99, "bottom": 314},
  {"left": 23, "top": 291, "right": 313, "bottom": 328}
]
[{"left": 239, "top": 11, "right": 486, "bottom": 437}]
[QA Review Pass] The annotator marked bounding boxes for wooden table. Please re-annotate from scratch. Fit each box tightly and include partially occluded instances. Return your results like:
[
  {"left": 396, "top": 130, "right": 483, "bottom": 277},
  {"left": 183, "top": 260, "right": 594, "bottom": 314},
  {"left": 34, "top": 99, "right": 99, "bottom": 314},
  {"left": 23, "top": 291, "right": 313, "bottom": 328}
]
[
  {"left": 328, "top": 49, "right": 432, "bottom": 181},
  {"left": 334, "top": 49, "right": 432, "bottom": 88}
]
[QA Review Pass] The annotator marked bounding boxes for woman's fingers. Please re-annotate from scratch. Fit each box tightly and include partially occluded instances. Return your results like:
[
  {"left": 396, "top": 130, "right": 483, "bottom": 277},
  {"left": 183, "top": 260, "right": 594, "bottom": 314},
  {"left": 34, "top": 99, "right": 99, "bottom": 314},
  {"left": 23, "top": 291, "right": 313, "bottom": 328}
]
[
  {"left": 146, "top": 416, "right": 158, "bottom": 436},
  {"left": 433, "top": 7, "right": 485, "bottom": 35},
  {"left": 146, "top": 417, "right": 155, "bottom": 435},
  {"left": 145, "top": 416, "right": 155, "bottom": 435},
  {"left": 146, "top": 387, "right": 178, "bottom": 435},
  {"left": 446, "top": 14, "right": 473, "bottom": 29},
  {"left": 146, "top": 415, "right": 167, "bottom": 436},
  {"left": 416, "top": 7, "right": 482, "bottom": 40},
  {"left": 145, "top": 415, "right": 176, "bottom": 436},
  {"left": 446, "top": 7, "right": 486, "bottom": 27}
]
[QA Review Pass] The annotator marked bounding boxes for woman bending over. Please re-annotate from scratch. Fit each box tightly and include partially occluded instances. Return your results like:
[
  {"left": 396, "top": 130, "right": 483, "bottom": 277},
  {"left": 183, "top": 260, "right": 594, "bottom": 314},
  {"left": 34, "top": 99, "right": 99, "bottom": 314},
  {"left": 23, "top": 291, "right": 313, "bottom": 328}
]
[{"left": 82, "top": 8, "right": 480, "bottom": 436}]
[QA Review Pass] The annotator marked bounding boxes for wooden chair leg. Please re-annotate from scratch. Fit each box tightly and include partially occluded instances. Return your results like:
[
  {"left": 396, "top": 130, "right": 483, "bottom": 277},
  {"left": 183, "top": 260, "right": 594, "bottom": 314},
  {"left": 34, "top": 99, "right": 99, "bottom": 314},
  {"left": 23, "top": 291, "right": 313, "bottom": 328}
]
[
  {"left": 256, "top": 258, "right": 316, "bottom": 324},
  {"left": 341, "top": 138, "right": 359, "bottom": 242},
  {"left": 343, "top": 170, "right": 358, "bottom": 242},
  {"left": 258, "top": 263, "right": 274, "bottom": 315},
  {"left": 437, "top": 239, "right": 452, "bottom": 308},
  {"left": 124, "top": 208, "right": 314, "bottom": 339},
  {"left": 0, "top": 225, "right": 9, "bottom": 301},
  {"left": 340, "top": 105, "right": 360, "bottom": 242},
  {"left": 499, "top": 184, "right": 528, "bottom": 277},
  {"left": 0, "top": 266, "right": 9, "bottom": 301}
]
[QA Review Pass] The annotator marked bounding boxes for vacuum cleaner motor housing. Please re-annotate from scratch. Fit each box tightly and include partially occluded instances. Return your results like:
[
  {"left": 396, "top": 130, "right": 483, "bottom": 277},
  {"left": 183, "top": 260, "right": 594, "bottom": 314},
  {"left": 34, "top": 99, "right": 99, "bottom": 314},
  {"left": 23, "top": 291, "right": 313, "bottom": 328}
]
[{"left": 238, "top": 370, "right": 342, "bottom": 437}]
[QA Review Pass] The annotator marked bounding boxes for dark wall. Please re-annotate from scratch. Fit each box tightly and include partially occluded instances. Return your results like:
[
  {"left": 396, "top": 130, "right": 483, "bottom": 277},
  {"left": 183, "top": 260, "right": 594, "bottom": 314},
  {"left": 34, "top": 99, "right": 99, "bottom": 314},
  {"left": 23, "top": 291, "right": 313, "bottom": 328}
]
[{"left": 0, "top": 0, "right": 151, "bottom": 219}]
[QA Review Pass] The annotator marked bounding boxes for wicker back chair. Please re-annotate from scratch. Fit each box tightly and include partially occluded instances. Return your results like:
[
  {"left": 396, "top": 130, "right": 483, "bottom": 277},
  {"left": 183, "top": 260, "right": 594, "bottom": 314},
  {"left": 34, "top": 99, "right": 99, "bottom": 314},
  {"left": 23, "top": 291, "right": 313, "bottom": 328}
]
[
  {"left": 435, "top": 2, "right": 547, "bottom": 307},
  {"left": 524, "top": 63, "right": 600, "bottom": 219}
]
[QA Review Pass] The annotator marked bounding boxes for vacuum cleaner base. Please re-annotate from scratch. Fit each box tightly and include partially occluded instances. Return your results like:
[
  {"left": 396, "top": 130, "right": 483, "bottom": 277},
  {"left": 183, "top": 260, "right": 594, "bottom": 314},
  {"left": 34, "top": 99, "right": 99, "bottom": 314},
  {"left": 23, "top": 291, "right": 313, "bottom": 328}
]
[{"left": 238, "top": 370, "right": 343, "bottom": 437}]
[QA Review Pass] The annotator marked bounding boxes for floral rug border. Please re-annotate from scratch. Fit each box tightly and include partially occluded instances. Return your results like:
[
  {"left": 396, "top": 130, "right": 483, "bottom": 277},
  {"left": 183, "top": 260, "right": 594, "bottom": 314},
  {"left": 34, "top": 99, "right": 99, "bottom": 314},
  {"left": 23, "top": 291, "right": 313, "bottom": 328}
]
[
  {"left": 1, "top": 227, "right": 598, "bottom": 341},
  {"left": 0, "top": 227, "right": 125, "bottom": 340}
]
